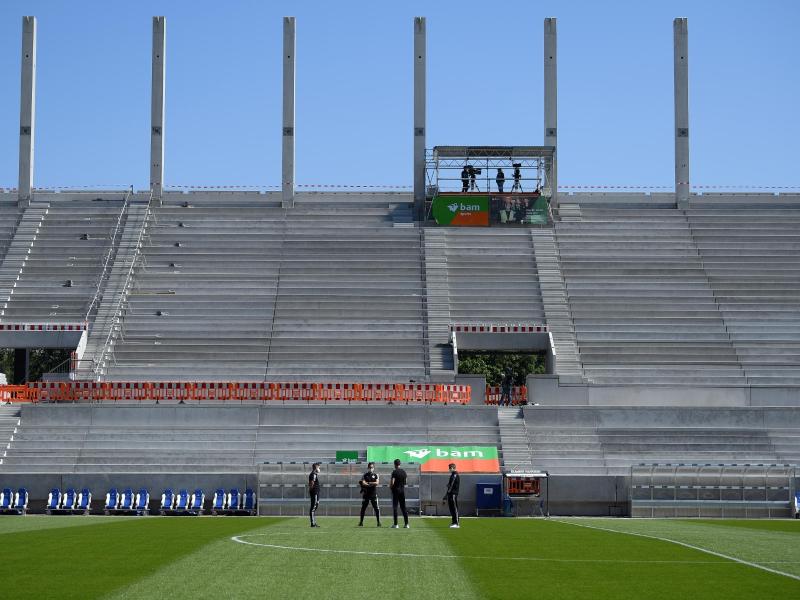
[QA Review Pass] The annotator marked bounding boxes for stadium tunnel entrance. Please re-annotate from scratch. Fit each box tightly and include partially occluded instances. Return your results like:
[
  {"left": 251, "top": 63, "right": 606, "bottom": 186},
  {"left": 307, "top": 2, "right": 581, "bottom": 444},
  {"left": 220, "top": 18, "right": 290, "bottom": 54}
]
[
  {"left": 452, "top": 326, "right": 553, "bottom": 403},
  {"left": 0, "top": 326, "right": 87, "bottom": 384}
]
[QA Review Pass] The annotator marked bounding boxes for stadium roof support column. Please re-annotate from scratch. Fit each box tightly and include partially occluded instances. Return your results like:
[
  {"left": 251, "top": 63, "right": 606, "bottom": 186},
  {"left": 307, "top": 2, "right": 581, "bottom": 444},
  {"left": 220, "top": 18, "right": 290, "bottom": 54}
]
[
  {"left": 674, "top": 18, "right": 690, "bottom": 207},
  {"left": 282, "top": 16, "right": 296, "bottom": 208},
  {"left": 544, "top": 18, "right": 557, "bottom": 211},
  {"left": 17, "top": 16, "right": 37, "bottom": 207},
  {"left": 413, "top": 17, "right": 426, "bottom": 222},
  {"left": 150, "top": 16, "right": 166, "bottom": 205}
]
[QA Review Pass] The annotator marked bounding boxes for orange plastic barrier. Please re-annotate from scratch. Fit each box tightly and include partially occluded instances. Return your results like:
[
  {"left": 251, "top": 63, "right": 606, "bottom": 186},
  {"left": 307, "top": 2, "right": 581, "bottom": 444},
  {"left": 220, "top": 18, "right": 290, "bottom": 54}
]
[
  {"left": 25, "top": 381, "right": 472, "bottom": 405},
  {"left": 0, "top": 385, "right": 39, "bottom": 403},
  {"left": 485, "top": 385, "right": 527, "bottom": 406}
]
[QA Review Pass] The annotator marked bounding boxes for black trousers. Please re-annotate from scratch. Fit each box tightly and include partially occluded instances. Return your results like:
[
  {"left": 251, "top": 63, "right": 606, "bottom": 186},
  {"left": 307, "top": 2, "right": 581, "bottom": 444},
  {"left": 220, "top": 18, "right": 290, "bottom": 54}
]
[
  {"left": 392, "top": 490, "right": 408, "bottom": 525},
  {"left": 360, "top": 495, "right": 380, "bottom": 523},
  {"left": 447, "top": 493, "right": 459, "bottom": 525},
  {"left": 309, "top": 492, "right": 319, "bottom": 524}
]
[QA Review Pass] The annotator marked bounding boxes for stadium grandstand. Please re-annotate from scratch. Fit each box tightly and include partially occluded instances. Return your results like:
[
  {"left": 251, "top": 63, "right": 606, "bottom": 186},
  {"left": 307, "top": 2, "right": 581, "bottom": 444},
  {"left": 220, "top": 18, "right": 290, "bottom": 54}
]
[{"left": 1, "top": 14, "right": 799, "bottom": 521}]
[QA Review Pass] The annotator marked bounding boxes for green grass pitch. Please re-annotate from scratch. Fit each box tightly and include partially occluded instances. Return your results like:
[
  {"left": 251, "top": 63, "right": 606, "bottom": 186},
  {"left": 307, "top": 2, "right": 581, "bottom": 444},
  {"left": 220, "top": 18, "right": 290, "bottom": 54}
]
[{"left": 2, "top": 516, "right": 799, "bottom": 598}]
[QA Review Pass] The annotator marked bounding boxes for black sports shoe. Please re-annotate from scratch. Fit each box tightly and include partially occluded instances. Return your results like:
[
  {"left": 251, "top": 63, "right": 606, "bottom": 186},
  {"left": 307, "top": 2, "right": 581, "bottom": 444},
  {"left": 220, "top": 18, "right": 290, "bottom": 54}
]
[
  {"left": 377, "top": 523, "right": 382, "bottom": 527},
  {"left": 358, "top": 522, "right": 363, "bottom": 527}
]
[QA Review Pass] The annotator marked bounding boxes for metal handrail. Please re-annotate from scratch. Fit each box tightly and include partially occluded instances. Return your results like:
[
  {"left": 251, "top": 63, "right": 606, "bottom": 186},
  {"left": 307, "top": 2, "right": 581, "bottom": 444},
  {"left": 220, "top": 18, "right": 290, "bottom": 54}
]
[
  {"left": 84, "top": 186, "right": 133, "bottom": 320},
  {"left": 89, "top": 189, "right": 154, "bottom": 378}
]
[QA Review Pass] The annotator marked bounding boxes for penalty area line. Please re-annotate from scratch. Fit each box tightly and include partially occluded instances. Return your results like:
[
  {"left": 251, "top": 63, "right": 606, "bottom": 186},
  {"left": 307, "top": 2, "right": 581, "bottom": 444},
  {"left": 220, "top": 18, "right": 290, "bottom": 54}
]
[
  {"left": 230, "top": 534, "right": 736, "bottom": 564},
  {"left": 552, "top": 519, "right": 800, "bottom": 582}
]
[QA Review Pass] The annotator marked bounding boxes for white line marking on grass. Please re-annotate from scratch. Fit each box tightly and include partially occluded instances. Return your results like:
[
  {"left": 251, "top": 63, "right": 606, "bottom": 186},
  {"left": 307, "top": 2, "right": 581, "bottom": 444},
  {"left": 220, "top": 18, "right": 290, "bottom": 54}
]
[
  {"left": 230, "top": 534, "right": 731, "bottom": 564},
  {"left": 553, "top": 519, "right": 800, "bottom": 582}
]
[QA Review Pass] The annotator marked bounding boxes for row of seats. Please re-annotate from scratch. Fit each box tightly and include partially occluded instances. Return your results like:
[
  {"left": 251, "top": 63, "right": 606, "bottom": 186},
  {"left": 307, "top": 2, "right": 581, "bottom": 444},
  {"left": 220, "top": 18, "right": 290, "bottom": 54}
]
[
  {"left": 1, "top": 486, "right": 255, "bottom": 516},
  {"left": 46, "top": 488, "right": 92, "bottom": 514},
  {"left": 0, "top": 487, "right": 28, "bottom": 514}
]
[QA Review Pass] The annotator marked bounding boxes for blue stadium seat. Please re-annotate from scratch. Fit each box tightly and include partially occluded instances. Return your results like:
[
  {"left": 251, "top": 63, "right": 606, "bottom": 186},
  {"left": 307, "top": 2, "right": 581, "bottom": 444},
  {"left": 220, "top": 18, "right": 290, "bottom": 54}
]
[
  {"left": 135, "top": 489, "right": 150, "bottom": 516},
  {"left": 104, "top": 488, "right": 120, "bottom": 514},
  {"left": 190, "top": 489, "right": 205, "bottom": 515},
  {"left": 0, "top": 488, "right": 12, "bottom": 511},
  {"left": 211, "top": 489, "right": 226, "bottom": 515},
  {"left": 228, "top": 489, "right": 241, "bottom": 513},
  {"left": 242, "top": 488, "right": 256, "bottom": 515},
  {"left": 119, "top": 488, "right": 135, "bottom": 513},
  {"left": 76, "top": 488, "right": 92, "bottom": 514},
  {"left": 61, "top": 488, "right": 78, "bottom": 512},
  {"left": 46, "top": 488, "right": 61, "bottom": 514},
  {"left": 13, "top": 488, "right": 28, "bottom": 515},
  {"left": 175, "top": 489, "right": 190, "bottom": 512},
  {"left": 160, "top": 488, "right": 175, "bottom": 515}
]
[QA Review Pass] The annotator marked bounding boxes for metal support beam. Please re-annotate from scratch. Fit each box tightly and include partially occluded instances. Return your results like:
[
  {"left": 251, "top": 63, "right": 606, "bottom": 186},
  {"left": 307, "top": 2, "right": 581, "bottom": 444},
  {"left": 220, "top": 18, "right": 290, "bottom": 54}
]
[
  {"left": 282, "top": 16, "right": 296, "bottom": 208},
  {"left": 544, "top": 17, "right": 557, "bottom": 210},
  {"left": 150, "top": 17, "right": 166, "bottom": 203},
  {"left": 413, "top": 17, "right": 426, "bottom": 221},
  {"left": 18, "top": 16, "right": 37, "bottom": 206},
  {"left": 674, "top": 17, "right": 690, "bottom": 206}
]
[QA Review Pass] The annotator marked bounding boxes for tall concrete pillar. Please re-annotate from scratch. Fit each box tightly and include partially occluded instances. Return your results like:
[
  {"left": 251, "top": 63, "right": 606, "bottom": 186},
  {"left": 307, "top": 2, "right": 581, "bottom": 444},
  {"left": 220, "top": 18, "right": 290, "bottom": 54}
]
[
  {"left": 413, "top": 17, "right": 426, "bottom": 221},
  {"left": 18, "top": 16, "right": 37, "bottom": 207},
  {"left": 674, "top": 18, "right": 690, "bottom": 206},
  {"left": 282, "top": 17, "right": 296, "bottom": 208},
  {"left": 544, "top": 17, "right": 558, "bottom": 210},
  {"left": 150, "top": 17, "right": 166, "bottom": 203}
]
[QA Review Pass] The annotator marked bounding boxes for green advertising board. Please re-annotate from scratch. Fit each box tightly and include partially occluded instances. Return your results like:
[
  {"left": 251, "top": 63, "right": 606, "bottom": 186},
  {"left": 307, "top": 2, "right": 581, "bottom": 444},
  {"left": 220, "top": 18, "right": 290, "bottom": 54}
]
[
  {"left": 432, "top": 195, "right": 490, "bottom": 226},
  {"left": 367, "top": 445, "right": 499, "bottom": 473},
  {"left": 335, "top": 450, "right": 359, "bottom": 463}
]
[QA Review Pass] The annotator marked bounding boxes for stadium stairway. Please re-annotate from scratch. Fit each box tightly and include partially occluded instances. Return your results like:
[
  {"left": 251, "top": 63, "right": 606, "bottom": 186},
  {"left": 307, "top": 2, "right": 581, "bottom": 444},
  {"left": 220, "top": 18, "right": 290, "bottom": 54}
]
[
  {"left": 0, "top": 202, "right": 48, "bottom": 318},
  {"left": 77, "top": 201, "right": 151, "bottom": 378},
  {"left": 530, "top": 229, "right": 583, "bottom": 380},
  {"left": 0, "top": 200, "right": 23, "bottom": 266},
  {"left": 421, "top": 228, "right": 454, "bottom": 379},
  {"left": 686, "top": 205, "right": 800, "bottom": 386},
  {"left": 555, "top": 207, "right": 745, "bottom": 386},
  {"left": 497, "top": 406, "right": 534, "bottom": 471},
  {"left": 1, "top": 198, "right": 128, "bottom": 323},
  {"left": 0, "top": 405, "right": 21, "bottom": 465}
]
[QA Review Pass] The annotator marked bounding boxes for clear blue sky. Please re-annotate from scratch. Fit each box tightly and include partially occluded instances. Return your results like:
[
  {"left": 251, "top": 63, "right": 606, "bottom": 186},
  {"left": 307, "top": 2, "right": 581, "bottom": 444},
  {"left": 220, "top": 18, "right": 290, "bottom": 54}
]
[{"left": 0, "top": 0, "right": 798, "bottom": 190}]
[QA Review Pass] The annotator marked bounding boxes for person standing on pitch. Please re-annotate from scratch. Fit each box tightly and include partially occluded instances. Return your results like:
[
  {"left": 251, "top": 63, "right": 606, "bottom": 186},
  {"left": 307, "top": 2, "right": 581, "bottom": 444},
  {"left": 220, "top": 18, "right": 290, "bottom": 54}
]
[
  {"left": 308, "top": 462, "right": 321, "bottom": 527},
  {"left": 443, "top": 463, "right": 460, "bottom": 528},
  {"left": 390, "top": 458, "right": 409, "bottom": 529},
  {"left": 358, "top": 462, "right": 381, "bottom": 527}
]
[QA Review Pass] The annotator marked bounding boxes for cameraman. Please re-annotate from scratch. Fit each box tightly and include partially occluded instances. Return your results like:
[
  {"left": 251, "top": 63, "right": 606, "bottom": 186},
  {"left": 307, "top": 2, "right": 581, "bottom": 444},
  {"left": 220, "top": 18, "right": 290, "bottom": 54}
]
[
  {"left": 468, "top": 165, "right": 478, "bottom": 192},
  {"left": 461, "top": 166, "right": 469, "bottom": 193},
  {"left": 496, "top": 168, "right": 505, "bottom": 193},
  {"left": 512, "top": 165, "right": 522, "bottom": 192}
]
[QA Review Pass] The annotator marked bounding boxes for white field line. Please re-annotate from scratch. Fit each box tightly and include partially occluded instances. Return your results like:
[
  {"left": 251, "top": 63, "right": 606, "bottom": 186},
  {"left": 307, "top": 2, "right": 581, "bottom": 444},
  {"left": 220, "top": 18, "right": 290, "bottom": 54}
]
[
  {"left": 553, "top": 519, "right": 800, "bottom": 582},
  {"left": 231, "top": 533, "right": 743, "bottom": 565}
]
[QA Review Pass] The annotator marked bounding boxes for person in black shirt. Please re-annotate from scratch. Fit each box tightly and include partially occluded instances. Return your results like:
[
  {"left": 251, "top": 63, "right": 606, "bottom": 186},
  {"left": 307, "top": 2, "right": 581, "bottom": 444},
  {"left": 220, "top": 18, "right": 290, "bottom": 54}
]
[
  {"left": 390, "top": 458, "right": 409, "bottom": 529},
  {"left": 443, "top": 463, "right": 460, "bottom": 528},
  {"left": 496, "top": 168, "right": 505, "bottom": 194},
  {"left": 500, "top": 367, "right": 514, "bottom": 406},
  {"left": 358, "top": 462, "right": 381, "bottom": 527},
  {"left": 461, "top": 167, "right": 469, "bottom": 193},
  {"left": 308, "top": 462, "right": 321, "bottom": 527}
]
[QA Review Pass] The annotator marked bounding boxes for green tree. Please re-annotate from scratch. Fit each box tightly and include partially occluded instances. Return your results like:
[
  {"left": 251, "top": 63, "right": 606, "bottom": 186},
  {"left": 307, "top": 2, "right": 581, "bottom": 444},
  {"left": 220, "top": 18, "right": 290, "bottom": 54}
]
[{"left": 457, "top": 352, "right": 544, "bottom": 386}]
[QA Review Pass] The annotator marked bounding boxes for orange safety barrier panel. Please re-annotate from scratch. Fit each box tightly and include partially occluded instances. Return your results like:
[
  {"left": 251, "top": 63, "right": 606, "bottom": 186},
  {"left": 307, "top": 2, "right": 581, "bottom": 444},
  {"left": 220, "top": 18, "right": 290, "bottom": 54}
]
[
  {"left": 485, "top": 385, "right": 527, "bottom": 406},
  {"left": 0, "top": 385, "right": 39, "bottom": 403},
  {"left": 20, "top": 381, "right": 473, "bottom": 405}
]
